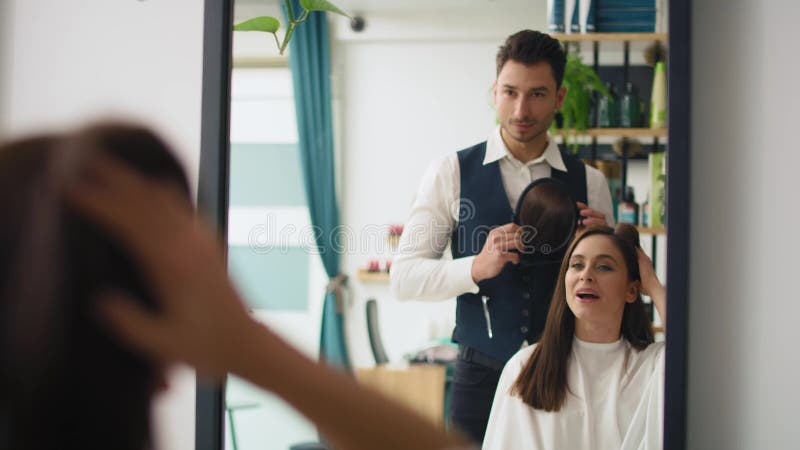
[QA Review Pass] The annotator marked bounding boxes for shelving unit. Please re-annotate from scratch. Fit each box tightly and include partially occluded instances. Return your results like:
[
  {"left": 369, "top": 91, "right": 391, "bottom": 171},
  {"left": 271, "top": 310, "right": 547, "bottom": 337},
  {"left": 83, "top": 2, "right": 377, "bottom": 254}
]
[
  {"left": 559, "top": 128, "right": 666, "bottom": 139},
  {"left": 582, "top": 128, "right": 666, "bottom": 138},
  {"left": 357, "top": 233, "right": 400, "bottom": 283},
  {"left": 555, "top": 31, "right": 667, "bottom": 208},
  {"left": 555, "top": 32, "right": 668, "bottom": 288},
  {"left": 555, "top": 32, "right": 667, "bottom": 197}
]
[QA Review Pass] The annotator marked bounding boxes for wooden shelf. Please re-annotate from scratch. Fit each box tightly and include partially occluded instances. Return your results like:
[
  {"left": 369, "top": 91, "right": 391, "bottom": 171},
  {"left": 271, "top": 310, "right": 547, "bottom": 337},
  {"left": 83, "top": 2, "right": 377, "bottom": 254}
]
[
  {"left": 636, "top": 226, "right": 666, "bottom": 235},
  {"left": 551, "top": 32, "right": 667, "bottom": 43},
  {"left": 586, "top": 128, "right": 667, "bottom": 138},
  {"left": 558, "top": 128, "right": 667, "bottom": 139},
  {"left": 357, "top": 269, "right": 390, "bottom": 282}
]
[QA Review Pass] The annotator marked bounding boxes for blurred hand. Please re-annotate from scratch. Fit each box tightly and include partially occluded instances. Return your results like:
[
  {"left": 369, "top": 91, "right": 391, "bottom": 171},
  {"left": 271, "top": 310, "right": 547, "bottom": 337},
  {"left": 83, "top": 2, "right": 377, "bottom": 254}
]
[
  {"left": 67, "top": 155, "right": 258, "bottom": 379},
  {"left": 471, "top": 223, "right": 523, "bottom": 283},
  {"left": 68, "top": 156, "right": 470, "bottom": 450},
  {"left": 576, "top": 201, "right": 609, "bottom": 230}
]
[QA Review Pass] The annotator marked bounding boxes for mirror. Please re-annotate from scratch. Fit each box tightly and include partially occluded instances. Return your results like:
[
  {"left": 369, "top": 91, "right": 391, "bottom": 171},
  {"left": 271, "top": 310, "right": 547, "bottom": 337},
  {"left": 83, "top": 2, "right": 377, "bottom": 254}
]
[
  {"left": 514, "top": 178, "right": 578, "bottom": 264},
  {"left": 200, "top": 0, "right": 685, "bottom": 448},
  {"left": 220, "top": 1, "right": 327, "bottom": 449}
]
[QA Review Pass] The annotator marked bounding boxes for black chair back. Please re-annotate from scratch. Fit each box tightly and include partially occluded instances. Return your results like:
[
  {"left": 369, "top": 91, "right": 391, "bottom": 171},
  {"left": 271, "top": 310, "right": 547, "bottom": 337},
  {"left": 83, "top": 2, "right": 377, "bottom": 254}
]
[{"left": 366, "top": 298, "right": 390, "bottom": 365}]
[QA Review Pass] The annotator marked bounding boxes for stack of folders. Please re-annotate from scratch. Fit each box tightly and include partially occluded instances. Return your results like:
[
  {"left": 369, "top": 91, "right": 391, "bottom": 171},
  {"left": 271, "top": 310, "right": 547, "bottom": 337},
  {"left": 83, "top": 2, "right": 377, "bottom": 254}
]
[
  {"left": 548, "top": 0, "right": 668, "bottom": 35},
  {"left": 549, "top": 0, "right": 598, "bottom": 33},
  {"left": 547, "top": 0, "right": 567, "bottom": 33},
  {"left": 596, "top": 0, "right": 656, "bottom": 33}
]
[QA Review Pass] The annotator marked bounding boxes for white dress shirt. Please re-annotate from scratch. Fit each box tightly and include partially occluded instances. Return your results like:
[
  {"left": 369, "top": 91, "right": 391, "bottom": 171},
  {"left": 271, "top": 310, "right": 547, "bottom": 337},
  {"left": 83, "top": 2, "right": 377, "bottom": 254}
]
[
  {"left": 482, "top": 339, "right": 665, "bottom": 450},
  {"left": 390, "top": 127, "right": 615, "bottom": 301}
]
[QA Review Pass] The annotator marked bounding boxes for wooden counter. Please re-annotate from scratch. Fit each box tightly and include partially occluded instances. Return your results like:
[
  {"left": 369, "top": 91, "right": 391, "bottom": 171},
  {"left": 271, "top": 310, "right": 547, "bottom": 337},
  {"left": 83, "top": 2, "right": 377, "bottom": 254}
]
[{"left": 355, "top": 364, "right": 447, "bottom": 428}]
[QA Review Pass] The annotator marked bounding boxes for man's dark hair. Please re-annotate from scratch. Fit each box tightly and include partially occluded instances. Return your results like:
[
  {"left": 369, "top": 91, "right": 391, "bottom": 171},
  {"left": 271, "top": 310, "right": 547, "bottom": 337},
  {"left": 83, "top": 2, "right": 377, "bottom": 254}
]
[{"left": 496, "top": 30, "right": 567, "bottom": 87}]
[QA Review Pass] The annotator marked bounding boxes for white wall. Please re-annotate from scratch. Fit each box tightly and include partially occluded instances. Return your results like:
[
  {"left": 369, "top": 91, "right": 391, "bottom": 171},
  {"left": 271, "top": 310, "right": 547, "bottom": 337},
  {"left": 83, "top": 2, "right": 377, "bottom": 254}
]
[
  {"left": 0, "top": 1, "right": 205, "bottom": 449},
  {"left": 0, "top": 0, "right": 10, "bottom": 133},
  {"left": 689, "top": 0, "right": 800, "bottom": 448},
  {"left": 0, "top": 0, "right": 204, "bottom": 193}
]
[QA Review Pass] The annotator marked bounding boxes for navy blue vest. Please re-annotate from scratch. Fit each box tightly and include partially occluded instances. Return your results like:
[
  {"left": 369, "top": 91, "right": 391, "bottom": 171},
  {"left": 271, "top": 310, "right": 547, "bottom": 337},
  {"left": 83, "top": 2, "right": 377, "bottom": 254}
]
[{"left": 451, "top": 142, "right": 588, "bottom": 362}]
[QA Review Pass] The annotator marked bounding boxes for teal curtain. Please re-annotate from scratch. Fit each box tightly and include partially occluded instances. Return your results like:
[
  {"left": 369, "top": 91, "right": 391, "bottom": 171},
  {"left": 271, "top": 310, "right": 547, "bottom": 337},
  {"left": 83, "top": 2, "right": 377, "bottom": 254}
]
[{"left": 283, "top": 1, "right": 349, "bottom": 370}]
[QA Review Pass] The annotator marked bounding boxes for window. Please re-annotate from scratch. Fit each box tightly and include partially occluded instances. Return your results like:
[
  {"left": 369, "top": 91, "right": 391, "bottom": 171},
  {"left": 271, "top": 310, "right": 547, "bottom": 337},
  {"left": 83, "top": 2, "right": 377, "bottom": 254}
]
[{"left": 225, "top": 67, "right": 323, "bottom": 450}]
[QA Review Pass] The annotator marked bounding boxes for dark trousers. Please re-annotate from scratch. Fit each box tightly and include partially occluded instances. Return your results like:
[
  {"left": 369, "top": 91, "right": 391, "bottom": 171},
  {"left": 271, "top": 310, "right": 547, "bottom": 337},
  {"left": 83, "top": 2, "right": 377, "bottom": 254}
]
[{"left": 448, "top": 355, "right": 503, "bottom": 444}]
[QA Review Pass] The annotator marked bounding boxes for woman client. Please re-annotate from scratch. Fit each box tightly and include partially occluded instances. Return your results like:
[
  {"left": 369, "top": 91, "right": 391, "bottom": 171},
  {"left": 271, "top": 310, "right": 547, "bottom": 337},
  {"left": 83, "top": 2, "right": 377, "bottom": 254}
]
[{"left": 483, "top": 225, "right": 666, "bottom": 450}]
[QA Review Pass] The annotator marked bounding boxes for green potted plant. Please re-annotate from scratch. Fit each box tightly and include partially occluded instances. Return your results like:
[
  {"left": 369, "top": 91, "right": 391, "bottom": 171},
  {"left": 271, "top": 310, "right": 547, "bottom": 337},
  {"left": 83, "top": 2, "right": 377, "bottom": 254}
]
[
  {"left": 553, "top": 53, "right": 609, "bottom": 153},
  {"left": 233, "top": 0, "right": 350, "bottom": 55}
]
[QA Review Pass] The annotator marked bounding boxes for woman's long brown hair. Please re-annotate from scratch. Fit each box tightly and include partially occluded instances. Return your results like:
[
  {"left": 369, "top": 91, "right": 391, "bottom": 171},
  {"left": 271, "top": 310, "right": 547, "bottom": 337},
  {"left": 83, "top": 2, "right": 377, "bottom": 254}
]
[{"left": 509, "top": 224, "right": 654, "bottom": 411}]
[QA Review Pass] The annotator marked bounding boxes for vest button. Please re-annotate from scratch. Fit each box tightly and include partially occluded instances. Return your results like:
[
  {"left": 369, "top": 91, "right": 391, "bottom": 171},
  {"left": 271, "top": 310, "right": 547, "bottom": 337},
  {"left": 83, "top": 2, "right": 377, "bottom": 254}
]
[
  {"left": 520, "top": 326, "right": 529, "bottom": 334},
  {"left": 522, "top": 292, "right": 531, "bottom": 299},
  {"left": 521, "top": 309, "right": 529, "bottom": 317}
]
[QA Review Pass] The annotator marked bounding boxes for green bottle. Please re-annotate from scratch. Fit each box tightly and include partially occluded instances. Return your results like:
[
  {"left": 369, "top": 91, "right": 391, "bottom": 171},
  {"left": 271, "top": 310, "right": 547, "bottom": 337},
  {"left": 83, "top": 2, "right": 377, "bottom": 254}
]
[
  {"left": 620, "top": 82, "right": 641, "bottom": 128},
  {"left": 650, "top": 61, "right": 667, "bottom": 128},
  {"left": 597, "top": 82, "right": 618, "bottom": 128}
]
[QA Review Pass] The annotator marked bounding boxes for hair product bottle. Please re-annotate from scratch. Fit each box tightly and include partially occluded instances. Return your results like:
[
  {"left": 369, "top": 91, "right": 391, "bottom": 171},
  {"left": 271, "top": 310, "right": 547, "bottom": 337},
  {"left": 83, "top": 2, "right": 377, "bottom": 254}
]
[
  {"left": 618, "top": 186, "right": 639, "bottom": 225},
  {"left": 650, "top": 61, "right": 667, "bottom": 128},
  {"left": 642, "top": 194, "right": 650, "bottom": 227},
  {"left": 620, "top": 81, "right": 641, "bottom": 128},
  {"left": 597, "top": 82, "right": 619, "bottom": 128}
]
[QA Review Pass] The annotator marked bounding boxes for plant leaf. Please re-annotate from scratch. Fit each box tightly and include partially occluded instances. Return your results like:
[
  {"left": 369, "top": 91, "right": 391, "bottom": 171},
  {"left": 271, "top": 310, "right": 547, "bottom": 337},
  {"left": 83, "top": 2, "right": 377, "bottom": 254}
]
[
  {"left": 300, "top": 0, "right": 350, "bottom": 17},
  {"left": 234, "top": 16, "right": 281, "bottom": 33}
]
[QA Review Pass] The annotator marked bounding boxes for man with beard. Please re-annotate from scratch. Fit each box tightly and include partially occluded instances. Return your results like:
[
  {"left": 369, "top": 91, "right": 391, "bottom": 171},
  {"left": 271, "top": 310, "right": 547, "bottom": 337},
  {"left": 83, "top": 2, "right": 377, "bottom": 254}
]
[{"left": 390, "top": 30, "right": 615, "bottom": 444}]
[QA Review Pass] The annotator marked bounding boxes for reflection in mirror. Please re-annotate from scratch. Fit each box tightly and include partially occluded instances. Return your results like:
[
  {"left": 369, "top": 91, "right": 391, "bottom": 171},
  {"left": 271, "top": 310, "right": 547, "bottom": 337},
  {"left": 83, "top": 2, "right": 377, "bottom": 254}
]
[
  {"left": 482, "top": 223, "right": 665, "bottom": 449},
  {"left": 224, "top": 1, "right": 326, "bottom": 448},
  {"left": 514, "top": 178, "right": 579, "bottom": 261},
  {"left": 225, "top": 67, "right": 324, "bottom": 448},
  {"left": 223, "top": 0, "right": 671, "bottom": 448}
]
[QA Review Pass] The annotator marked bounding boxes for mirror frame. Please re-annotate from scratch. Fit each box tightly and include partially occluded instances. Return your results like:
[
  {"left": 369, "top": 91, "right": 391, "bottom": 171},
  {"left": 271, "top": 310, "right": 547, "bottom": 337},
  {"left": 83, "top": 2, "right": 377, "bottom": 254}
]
[
  {"left": 197, "top": 0, "right": 692, "bottom": 448},
  {"left": 197, "top": 0, "right": 233, "bottom": 449},
  {"left": 664, "top": 0, "right": 690, "bottom": 448}
]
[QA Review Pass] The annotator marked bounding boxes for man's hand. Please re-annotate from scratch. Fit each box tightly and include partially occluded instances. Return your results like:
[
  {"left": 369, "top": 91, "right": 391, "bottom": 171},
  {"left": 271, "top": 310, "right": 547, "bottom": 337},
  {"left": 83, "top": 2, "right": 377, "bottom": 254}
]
[
  {"left": 577, "top": 201, "right": 609, "bottom": 230},
  {"left": 470, "top": 223, "right": 523, "bottom": 283}
]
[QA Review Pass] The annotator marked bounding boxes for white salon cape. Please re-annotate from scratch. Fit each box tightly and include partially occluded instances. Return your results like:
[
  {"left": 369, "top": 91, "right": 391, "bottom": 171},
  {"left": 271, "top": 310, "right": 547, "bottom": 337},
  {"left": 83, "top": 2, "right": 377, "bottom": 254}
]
[{"left": 483, "top": 337, "right": 665, "bottom": 450}]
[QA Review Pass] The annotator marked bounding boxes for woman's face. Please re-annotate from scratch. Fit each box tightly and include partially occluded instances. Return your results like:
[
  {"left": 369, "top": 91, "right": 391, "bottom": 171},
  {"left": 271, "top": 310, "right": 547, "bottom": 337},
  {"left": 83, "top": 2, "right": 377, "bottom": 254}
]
[{"left": 565, "top": 235, "right": 639, "bottom": 330}]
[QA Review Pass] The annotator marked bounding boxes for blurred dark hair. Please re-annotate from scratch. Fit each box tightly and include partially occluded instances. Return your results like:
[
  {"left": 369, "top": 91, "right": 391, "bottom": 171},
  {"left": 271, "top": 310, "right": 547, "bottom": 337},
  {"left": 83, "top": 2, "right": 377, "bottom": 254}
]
[
  {"left": 496, "top": 30, "right": 566, "bottom": 87},
  {"left": 510, "top": 224, "right": 654, "bottom": 412},
  {"left": 0, "top": 122, "right": 190, "bottom": 450}
]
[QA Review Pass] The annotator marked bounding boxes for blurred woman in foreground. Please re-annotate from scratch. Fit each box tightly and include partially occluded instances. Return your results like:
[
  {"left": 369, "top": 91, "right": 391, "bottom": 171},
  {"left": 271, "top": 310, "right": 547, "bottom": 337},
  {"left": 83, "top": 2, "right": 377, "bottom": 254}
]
[{"left": 0, "top": 122, "right": 470, "bottom": 450}]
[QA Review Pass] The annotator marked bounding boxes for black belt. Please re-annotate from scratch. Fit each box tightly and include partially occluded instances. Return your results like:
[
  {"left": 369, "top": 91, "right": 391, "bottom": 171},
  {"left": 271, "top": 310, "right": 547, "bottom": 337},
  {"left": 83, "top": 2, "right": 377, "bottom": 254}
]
[{"left": 457, "top": 345, "right": 505, "bottom": 371}]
